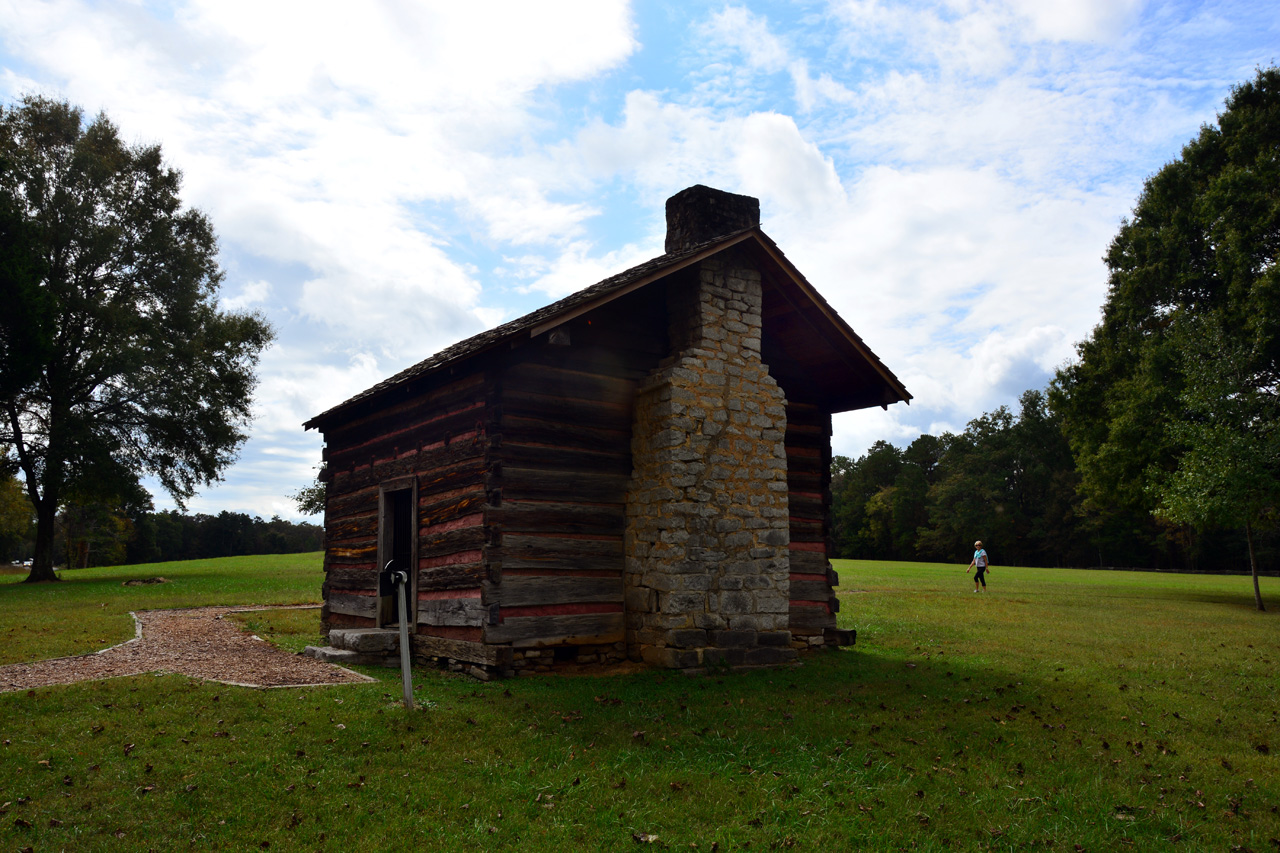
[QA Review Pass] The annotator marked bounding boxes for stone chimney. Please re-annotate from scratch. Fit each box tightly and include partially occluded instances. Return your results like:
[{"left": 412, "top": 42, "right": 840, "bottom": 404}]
[
  {"left": 625, "top": 186, "right": 796, "bottom": 671},
  {"left": 665, "top": 185, "right": 761, "bottom": 253}
]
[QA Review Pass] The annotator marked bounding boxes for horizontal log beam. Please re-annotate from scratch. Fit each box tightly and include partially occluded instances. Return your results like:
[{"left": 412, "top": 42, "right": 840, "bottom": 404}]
[
  {"left": 329, "top": 592, "right": 377, "bottom": 619},
  {"left": 500, "top": 415, "right": 629, "bottom": 456},
  {"left": 497, "top": 575, "right": 623, "bottom": 608},
  {"left": 410, "top": 634, "right": 511, "bottom": 668},
  {"left": 417, "top": 562, "right": 488, "bottom": 592},
  {"left": 502, "top": 390, "right": 632, "bottom": 431},
  {"left": 417, "top": 598, "right": 498, "bottom": 628},
  {"left": 497, "top": 442, "right": 631, "bottom": 475},
  {"left": 327, "top": 566, "right": 377, "bottom": 591},
  {"left": 789, "top": 602, "right": 835, "bottom": 631},
  {"left": 501, "top": 467, "right": 631, "bottom": 503},
  {"left": 790, "top": 579, "right": 832, "bottom": 602},
  {"left": 788, "top": 550, "right": 831, "bottom": 573},
  {"left": 419, "top": 525, "right": 486, "bottom": 559},
  {"left": 500, "top": 534, "right": 623, "bottom": 560},
  {"left": 485, "top": 612, "right": 625, "bottom": 647},
  {"left": 503, "top": 362, "right": 635, "bottom": 404}
]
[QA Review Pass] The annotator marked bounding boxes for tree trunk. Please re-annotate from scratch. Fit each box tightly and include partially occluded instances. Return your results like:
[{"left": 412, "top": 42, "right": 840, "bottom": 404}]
[
  {"left": 1245, "top": 521, "right": 1264, "bottom": 612},
  {"left": 24, "top": 498, "right": 60, "bottom": 583}
]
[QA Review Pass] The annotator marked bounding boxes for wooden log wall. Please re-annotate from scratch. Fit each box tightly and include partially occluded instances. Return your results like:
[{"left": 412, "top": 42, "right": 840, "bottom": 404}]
[
  {"left": 785, "top": 400, "right": 838, "bottom": 636},
  {"left": 484, "top": 289, "right": 667, "bottom": 652},
  {"left": 320, "top": 373, "right": 491, "bottom": 657}
]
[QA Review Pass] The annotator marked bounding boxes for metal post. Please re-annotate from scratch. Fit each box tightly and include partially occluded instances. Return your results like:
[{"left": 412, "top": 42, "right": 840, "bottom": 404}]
[{"left": 394, "top": 570, "right": 414, "bottom": 709}]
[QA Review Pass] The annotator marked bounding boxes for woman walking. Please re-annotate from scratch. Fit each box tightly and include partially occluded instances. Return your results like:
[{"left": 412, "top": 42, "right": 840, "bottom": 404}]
[{"left": 967, "top": 541, "right": 990, "bottom": 592}]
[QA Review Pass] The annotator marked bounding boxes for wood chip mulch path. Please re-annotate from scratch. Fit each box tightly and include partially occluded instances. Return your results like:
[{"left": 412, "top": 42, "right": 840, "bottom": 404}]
[{"left": 0, "top": 606, "right": 376, "bottom": 693}]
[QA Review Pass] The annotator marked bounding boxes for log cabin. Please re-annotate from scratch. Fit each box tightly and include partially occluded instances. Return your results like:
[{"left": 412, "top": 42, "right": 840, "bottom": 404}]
[{"left": 303, "top": 185, "right": 910, "bottom": 678}]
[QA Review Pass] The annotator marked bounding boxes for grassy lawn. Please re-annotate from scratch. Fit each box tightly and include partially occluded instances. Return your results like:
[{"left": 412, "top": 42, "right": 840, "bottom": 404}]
[
  {"left": 0, "top": 556, "right": 1276, "bottom": 851},
  {"left": 0, "top": 553, "right": 325, "bottom": 665}
]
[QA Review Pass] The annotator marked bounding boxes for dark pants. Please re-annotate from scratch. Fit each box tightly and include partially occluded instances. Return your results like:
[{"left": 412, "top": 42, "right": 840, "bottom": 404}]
[{"left": 974, "top": 568, "right": 986, "bottom": 587}]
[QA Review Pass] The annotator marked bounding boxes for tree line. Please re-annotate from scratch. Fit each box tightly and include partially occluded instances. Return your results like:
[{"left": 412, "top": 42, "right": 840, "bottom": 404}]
[
  {"left": 834, "top": 68, "right": 1280, "bottom": 598},
  {"left": 0, "top": 477, "right": 322, "bottom": 568},
  {"left": 831, "top": 388, "right": 1278, "bottom": 573}
]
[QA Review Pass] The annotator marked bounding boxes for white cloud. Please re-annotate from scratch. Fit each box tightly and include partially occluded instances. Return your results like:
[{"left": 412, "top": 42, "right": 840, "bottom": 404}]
[
  {"left": 222, "top": 279, "right": 271, "bottom": 311},
  {"left": 705, "top": 6, "right": 790, "bottom": 73},
  {"left": 4, "top": 0, "right": 1274, "bottom": 518},
  {"left": 1009, "top": 0, "right": 1146, "bottom": 42},
  {"left": 516, "top": 240, "right": 658, "bottom": 299}
]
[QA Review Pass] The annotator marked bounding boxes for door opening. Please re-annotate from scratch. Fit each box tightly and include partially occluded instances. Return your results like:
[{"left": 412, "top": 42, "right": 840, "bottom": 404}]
[{"left": 379, "top": 484, "right": 416, "bottom": 628}]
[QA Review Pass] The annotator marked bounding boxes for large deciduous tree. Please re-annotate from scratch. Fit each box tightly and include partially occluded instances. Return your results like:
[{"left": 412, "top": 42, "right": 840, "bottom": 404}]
[
  {"left": 0, "top": 97, "right": 273, "bottom": 583},
  {"left": 1053, "top": 67, "right": 1279, "bottom": 601},
  {"left": 1155, "top": 318, "right": 1276, "bottom": 609}
]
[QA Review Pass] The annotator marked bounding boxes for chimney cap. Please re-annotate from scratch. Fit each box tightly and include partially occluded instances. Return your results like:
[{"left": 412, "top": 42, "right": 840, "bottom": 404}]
[{"left": 665, "top": 185, "right": 760, "bottom": 254}]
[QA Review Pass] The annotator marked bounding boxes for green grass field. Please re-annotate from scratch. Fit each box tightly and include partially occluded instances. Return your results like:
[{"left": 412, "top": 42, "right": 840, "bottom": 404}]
[{"left": 1, "top": 555, "right": 1275, "bottom": 851}]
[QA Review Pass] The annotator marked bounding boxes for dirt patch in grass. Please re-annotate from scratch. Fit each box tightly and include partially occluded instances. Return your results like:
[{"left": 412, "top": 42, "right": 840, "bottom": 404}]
[{"left": 0, "top": 605, "right": 374, "bottom": 693}]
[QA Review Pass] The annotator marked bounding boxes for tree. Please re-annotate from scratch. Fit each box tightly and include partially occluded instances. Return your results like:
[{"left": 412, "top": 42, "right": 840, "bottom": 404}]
[
  {"left": 291, "top": 472, "right": 327, "bottom": 516},
  {"left": 1053, "top": 67, "right": 1280, "bottom": 590},
  {"left": 0, "top": 97, "right": 273, "bottom": 583},
  {"left": 1154, "top": 318, "right": 1276, "bottom": 609},
  {"left": 0, "top": 470, "right": 34, "bottom": 560}
]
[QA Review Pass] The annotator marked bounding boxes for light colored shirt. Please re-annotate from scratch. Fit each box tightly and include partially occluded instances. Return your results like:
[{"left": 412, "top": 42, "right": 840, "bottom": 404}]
[{"left": 973, "top": 549, "right": 988, "bottom": 568}]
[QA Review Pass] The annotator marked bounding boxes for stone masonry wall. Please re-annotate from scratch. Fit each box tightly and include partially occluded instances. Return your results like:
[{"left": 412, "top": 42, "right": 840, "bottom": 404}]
[{"left": 624, "top": 250, "right": 798, "bottom": 670}]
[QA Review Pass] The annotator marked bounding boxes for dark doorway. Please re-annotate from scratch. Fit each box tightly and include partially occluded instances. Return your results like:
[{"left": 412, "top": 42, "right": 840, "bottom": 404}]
[{"left": 379, "top": 484, "right": 416, "bottom": 627}]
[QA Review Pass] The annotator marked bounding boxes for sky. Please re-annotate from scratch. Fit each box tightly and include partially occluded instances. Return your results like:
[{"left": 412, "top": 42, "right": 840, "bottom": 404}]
[{"left": 2, "top": 0, "right": 1276, "bottom": 521}]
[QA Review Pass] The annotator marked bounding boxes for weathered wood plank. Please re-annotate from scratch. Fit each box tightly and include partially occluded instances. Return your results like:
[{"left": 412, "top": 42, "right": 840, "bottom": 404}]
[
  {"left": 497, "top": 442, "right": 631, "bottom": 475},
  {"left": 788, "top": 495, "right": 824, "bottom": 519},
  {"left": 790, "top": 579, "right": 832, "bottom": 602},
  {"left": 503, "top": 362, "right": 636, "bottom": 403},
  {"left": 325, "top": 374, "right": 486, "bottom": 444},
  {"left": 327, "top": 567, "right": 378, "bottom": 591},
  {"left": 486, "top": 502, "right": 625, "bottom": 536},
  {"left": 784, "top": 428, "right": 827, "bottom": 450},
  {"left": 327, "top": 420, "right": 486, "bottom": 476},
  {"left": 788, "top": 603, "right": 835, "bottom": 631},
  {"left": 501, "top": 467, "right": 631, "bottom": 503},
  {"left": 788, "top": 550, "right": 830, "bottom": 573},
  {"left": 329, "top": 592, "right": 377, "bottom": 619},
  {"left": 789, "top": 521, "right": 825, "bottom": 543},
  {"left": 418, "top": 562, "right": 488, "bottom": 592},
  {"left": 485, "top": 612, "right": 625, "bottom": 646},
  {"left": 328, "top": 544, "right": 377, "bottom": 561},
  {"left": 491, "top": 552, "right": 623, "bottom": 573},
  {"left": 787, "top": 470, "right": 822, "bottom": 492},
  {"left": 420, "top": 489, "right": 487, "bottom": 527},
  {"left": 325, "top": 485, "right": 378, "bottom": 519},
  {"left": 499, "top": 534, "right": 623, "bottom": 560},
  {"left": 419, "top": 526, "right": 486, "bottom": 559},
  {"left": 518, "top": 342, "right": 664, "bottom": 378},
  {"left": 410, "top": 634, "right": 511, "bottom": 667},
  {"left": 497, "top": 575, "right": 623, "bottom": 608},
  {"left": 499, "top": 416, "right": 630, "bottom": 456},
  {"left": 417, "top": 597, "right": 496, "bottom": 628},
  {"left": 327, "top": 513, "right": 377, "bottom": 543},
  {"left": 327, "top": 407, "right": 488, "bottom": 470},
  {"left": 502, "top": 390, "right": 633, "bottom": 432},
  {"left": 333, "top": 454, "right": 487, "bottom": 495}
]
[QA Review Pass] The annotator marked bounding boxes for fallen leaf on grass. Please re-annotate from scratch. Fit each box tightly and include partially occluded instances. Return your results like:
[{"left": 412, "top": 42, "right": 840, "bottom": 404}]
[{"left": 632, "top": 832, "right": 659, "bottom": 843}]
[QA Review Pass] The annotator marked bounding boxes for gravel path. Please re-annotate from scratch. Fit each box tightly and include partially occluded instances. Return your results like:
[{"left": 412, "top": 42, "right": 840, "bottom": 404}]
[{"left": 0, "top": 605, "right": 376, "bottom": 693}]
